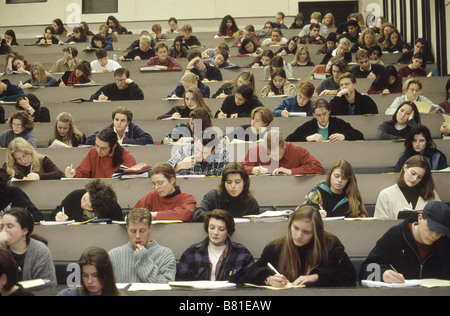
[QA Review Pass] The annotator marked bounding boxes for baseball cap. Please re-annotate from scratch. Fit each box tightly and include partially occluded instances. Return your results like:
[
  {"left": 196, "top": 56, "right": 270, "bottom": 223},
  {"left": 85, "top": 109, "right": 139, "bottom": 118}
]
[{"left": 422, "top": 201, "right": 450, "bottom": 237}]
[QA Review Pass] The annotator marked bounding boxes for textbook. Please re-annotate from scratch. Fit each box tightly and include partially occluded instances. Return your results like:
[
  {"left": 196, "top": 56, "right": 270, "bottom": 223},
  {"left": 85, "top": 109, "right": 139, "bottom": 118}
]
[
  {"left": 244, "top": 210, "right": 292, "bottom": 222},
  {"left": 50, "top": 139, "right": 71, "bottom": 148}
]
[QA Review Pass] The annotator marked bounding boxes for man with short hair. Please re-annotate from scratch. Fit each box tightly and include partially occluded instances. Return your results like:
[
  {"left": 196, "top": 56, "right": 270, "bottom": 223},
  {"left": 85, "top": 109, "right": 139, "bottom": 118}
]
[
  {"left": 186, "top": 50, "right": 222, "bottom": 82},
  {"left": 142, "top": 41, "right": 182, "bottom": 70},
  {"left": 351, "top": 49, "right": 385, "bottom": 79},
  {"left": 109, "top": 208, "right": 176, "bottom": 283},
  {"left": 300, "top": 23, "right": 326, "bottom": 45},
  {"left": 90, "top": 48, "right": 121, "bottom": 73},
  {"left": 262, "top": 28, "right": 288, "bottom": 46},
  {"left": 89, "top": 68, "right": 144, "bottom": 101}
]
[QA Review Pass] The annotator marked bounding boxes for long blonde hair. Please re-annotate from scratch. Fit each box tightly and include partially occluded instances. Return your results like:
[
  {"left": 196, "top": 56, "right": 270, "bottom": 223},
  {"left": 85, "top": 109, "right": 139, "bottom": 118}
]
[
  {"left": 6, "top": 137, "right": 42, "bottom": 177},
  {"left": 51, "top": 112, "right": 84, "bottom": 144},
  {"left": 29, "top": 62, "right": 53, "bottom": 84}
]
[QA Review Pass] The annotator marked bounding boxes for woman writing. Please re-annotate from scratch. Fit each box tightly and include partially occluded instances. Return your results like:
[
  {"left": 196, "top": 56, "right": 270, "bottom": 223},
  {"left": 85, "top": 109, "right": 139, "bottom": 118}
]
[
  {"left": 212, "top": 71, "right": 255, "bottom": 99},
  {"left": 244, "top": 205, "right": 356, "bottom": 287},
  {"left": 19, "top": 62, "right": 58, "bottom": 89},
  {"left": 215, "top": 85, "right": 263, "bottom": 118},
  {"left": 159, "top": 86, "right": 212, "bottom": 120},
  {"left": 259, "top": 69, "right": 297, "bottom": 97},
  {"left": 225, "top": 107, "right": 273, "bottom": 142},
  {"left": 48, "top": 112, "right": 86, "bottom": 147},
  {"left": 367, "top": 65, "right": 402, "bottom": 95},
  {"left": 375, "top": 155, "right": 441, "bottom": 219},
  {"left": 58, "top": 60, "right": 92, "bottom": 87}
]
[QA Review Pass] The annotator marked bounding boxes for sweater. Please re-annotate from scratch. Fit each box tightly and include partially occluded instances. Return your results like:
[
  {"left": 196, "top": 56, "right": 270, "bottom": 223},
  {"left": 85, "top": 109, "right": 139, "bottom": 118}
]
[
  {"left": 374, "top": 184, "right": 441, "bottom": 219},
  {"left": 397, "top": 65, "right": 427, "bottom": 79},
  {"left": 89, "top": 82, "right": 144, "bottom": 101},
  {"left": 134, "top": 188, "right": 196, "bottom": 222},
  {"left": 360, "top": 217, "right": 450, "bottom": 281},
  {"left": 385, "top": 94, "right": 443, "bottom": 115},
  {"left": 376, "top": 120, "right": 419, "bottom": 140},
  {"left": 215, "top": 95, "right": 264, "bottom": 118},
  {"left": 0, "top": 130, "right": 36, "bottom": 148},
  {"left": 0, "top": 79, "right": 24, "bottom": 101},
  {"left": 330, "top": 91, "right": 379, "bottom": 115},
  {"left": 2, "top": 156, "right": 64, "bottom": 180},
  {"left": 108, "top": 240, "right": 176, "bottom": 283},
  {"left": 190, "top": 63, "right": 223, "bottom": 82},
  {"left": 74, "top": 147, "right": 136, "bottom": 178},
  {"left": 0, "top": 186, "right": 42, "bottom": 221},
  {"left": 192, "top": 189, "right": 260, "bottom": 222}
]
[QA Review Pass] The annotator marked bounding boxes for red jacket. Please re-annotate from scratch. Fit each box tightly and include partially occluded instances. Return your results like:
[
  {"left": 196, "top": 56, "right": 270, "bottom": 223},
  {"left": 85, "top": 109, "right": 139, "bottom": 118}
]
[{"left": 75, "top": 147, "right": 136, "bottom": 178}]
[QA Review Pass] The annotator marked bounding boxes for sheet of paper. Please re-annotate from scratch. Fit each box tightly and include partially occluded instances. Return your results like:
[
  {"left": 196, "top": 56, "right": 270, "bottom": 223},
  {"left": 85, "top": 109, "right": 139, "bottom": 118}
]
[
  {"left": 169, "top": 281, "right": 236, "bottom": 290},
  {"left": 127, "top": 283, "right": 172, "bottom": 291},
  {"left": 361, "top": 279, "right": 422, "bottom": 288}
]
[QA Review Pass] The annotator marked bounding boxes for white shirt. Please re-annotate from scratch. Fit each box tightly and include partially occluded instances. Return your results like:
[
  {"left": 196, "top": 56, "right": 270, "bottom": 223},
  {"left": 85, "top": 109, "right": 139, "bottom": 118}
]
[{"left": 90, "top": 60, "right": 122, "bottom": 72}]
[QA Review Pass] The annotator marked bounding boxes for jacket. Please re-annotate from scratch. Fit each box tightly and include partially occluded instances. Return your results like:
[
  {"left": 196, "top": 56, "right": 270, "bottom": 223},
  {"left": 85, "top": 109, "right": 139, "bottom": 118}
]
[
  {"left": 330, "top": 91, "right": 379, "bottom": 115},
  {"left": 85, "top": 122, "right": 153, "bottom": 145}
]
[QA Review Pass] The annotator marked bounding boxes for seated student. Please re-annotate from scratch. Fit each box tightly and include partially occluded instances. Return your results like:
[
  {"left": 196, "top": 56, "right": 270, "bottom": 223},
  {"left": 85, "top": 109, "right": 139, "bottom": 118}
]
[
  {"left": 273, "top": 11, "right": 288, "bottom": 29},
  {"left": 168, "top": 133, "right": 230, "bottom": 177},
  {"left": 126, "top": 30, "right": 155, "bottom": 51},
  {"left": 177, "top": 209, "right": 255, "bottom": 283},
  {"left": 163, "top": 108, "right": 212, "bottom": 145},
  {"left": 63, "top": 26, "right": 89, "bottom": 44},
  {"left": 64, "top": 128, "right": 137, "bottom": 179},
  {"left": 361, "top": 201, "right": 450, "bottom": 283},
  {"left": 0, "top": 248, "right": 34, "bottom": 296},
  {"left": 258, "top": 21, "right": 274, "bottom": 38},
  {"left": 186, "top": 50, "right": 223, "bottom": 82},
  {"left": 89, "top": 68, "right": 144, "bottom": 101},
  {"left": 330, "top": 72, "right": 379, "bottom": 115},
  {"left": 275, "top": 36, "right": 299, "bottom": 56},
  {"left": 320, "top": 37, "right": 353, "bottom": 65},
  {"left": 351, "top": 49, "right": 385, "bottom": 79},
  {"left": 35, "top": 26, "right": 61, "bottom": 45},
  {"left": 86, "top": 106, "right": 153, "bottom": 146},
  {"left": 299, "top": 12, "right": 329, "bottom": 38},
  {"left": 107, "top": 16, "right": 129, "bottom": 35},
  {"left": 49, "top": 47, "right": 81, "bottom": 73},
  {"left": 225, "top": 107, "right": 273, "bottom": 142},
  {"left": 262, "top": 28, "right": 288, "bottom": 47},
  {"left": 52, "top": 18, "right": 67, "bottom": 37},
  {"left": 290, "top": 44, "right": 315, "bottom": 67},
  {"left": 158, "top": 86, "right": 212, "bottom": 120},
  {"left": 192, "top": 163, "right": 260, "bottom": 222},
  {"left": 302, "top": 160, "right": 368, "bottom": 218},
  {"left": 263, "top": 55, "right": 293, "bottom": 80},
  {"left": 351, "top": 28, "right": 377, "bottom": 53},
  {"left": 273, "top": 81, "right": 315, "bottom": 117},
  {"left": 109, "top": 208, "right": 176, "bottom": 283},
  {"left": 0, "top": 78, "right": 24, "bottom": 102},
  {"left": 5, "top": 51, "right": 31, "bottom": 75},
  {"left": 368, "top": 45, "right": 385, "bottom": 66},
  {"left": 317, "top": 32, "right": 337, "bottom": 56},
  {"left": 336, "top": 19, "right": 360, "bottom": 44},
  {"left": 167, "top": 17, "right": 179, "bottom": 34},
  {"left": 374, "top": 155, "right": 440, "bottom": 220},
  {"left": 90, "top": 48, "right": 121, "bottom": 73},
  {"left": 215, "top": 84, "right": 263, "bottom": 118},
  {"left": 19, "top": 62, "right": 58, "bottom": 89},
  {"left": 244, "top": 205, "right": 356, "bottom": 287},
  {"left": 212, "top": 71, "right": 255, "bottom": 99},
  {"left": 259, "top": 69, "right": 297, "bottom": 97},
  {"left": 0, "top": 111, "right": 36, "bottom": 148},
  {"left": 151, "top": 23, "right": 169, "bottom": 41},
  {"left": 238, "top": 37, "right": 263, "bottom": 57},
  {"left": 233, "top": 25, "right": 261, "bottom": 48},
  {"left": 0, "top": 171, "right": 40, "bottom": 221},
  {"left": 80, "top": 21, "right": 95, "bottom": 36},
  {"left": 58, "top": 60, "right": 92, "bottom": 87},
  {"left": 383, "top": 29, "right": 410, "bottom": 53},
  {"left": 204, "top": 49, "right": 232, "bottom": 69},
  {"left": 4, "top": 29, "right": 18, "bottom": 47},
  {"left": 98, "top": 24, "right": 117, "bottom": 43},
  {"left": 290, "top": 13, "right": 305, "bottom": 29},
  {"left": 242, "top": 130, "right": 324, "bottom": 176},
  {"left": 0, "top": 208, "right": 57, "bottom": 285},
  {"left": 57, "top": 246, "right": 125, "bottom": 296},
  {"left": 439, "top": 79, "right": 450, "bottom": 113},
  {"left": 377, "top": 101, "right": 421, "bottom": 140},
  {"left": 142, "top": 42, "right": 182, "bottom": 70},
  {"left": 316, "top": 57, "right": 350, "bottom": 96},
  {"left": 397, "top": 52, "right": 427, "bottom": 79},
  {"left": 215, "top": 15, "right": 240, "bottom": 38},
  {"left": 286, "top": 98, "right": 364, "bottom": 142},
  {"left": 0, "top": 36, "right": 11, "bottom": 55},
  {"left": 386, "top": 78, "right": 443, "bottom": 115},
  {"left": 89, "top": 34, "right": 113, "bottom": 51},
  {"left": 169, "top": 35, "right": 189, "bottom": 58},
  {"left": 394, "top": 126, "right": 447, "bottom": 172},
  {"left": 3, "top": 137, "right": 64, "bottom": 180},
  {"left": 180, "top": 24, "right": 202, "bottom": 49},
  {"left": 119, "top": 35, "right": 155, "bottom": 61},
  {"left": 367, "top": 65, "right": 403, "bottom": 95},
  {"left": 299, "top": 23, "right": 326, "bottom": 45},
  {"left": 168, "top": 72, "right": 210, "bottom": 99},
  {"left": 48, "top": 112, "right": 86, "bottom": 147},
  {"left": 134, "top": 163, "right": 196, "bottom": 222},
  {"left": 397, "top": 38, "right": 433, "bottom": 65},
  {"left": 53, "top": 179, "right": 123, "bottom": 222}
]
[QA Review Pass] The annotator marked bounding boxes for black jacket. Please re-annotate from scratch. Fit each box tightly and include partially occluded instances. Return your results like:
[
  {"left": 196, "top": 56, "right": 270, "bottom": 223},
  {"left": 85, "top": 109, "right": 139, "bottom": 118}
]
[
  {"left": 0, "top": 186, "right": 42, "bottom": 221},
  {"left": 330, "top": 91, "right": 379, "bottom": 115},
  {"left": 359, "top": 217, "right": 450, "bottom": 281}
]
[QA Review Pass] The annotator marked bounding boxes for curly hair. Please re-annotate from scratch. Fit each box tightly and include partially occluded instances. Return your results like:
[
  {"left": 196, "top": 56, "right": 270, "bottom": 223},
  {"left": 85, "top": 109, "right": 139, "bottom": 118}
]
[{"left": 85, "top": 179, "right": 118, "bottom": 218}]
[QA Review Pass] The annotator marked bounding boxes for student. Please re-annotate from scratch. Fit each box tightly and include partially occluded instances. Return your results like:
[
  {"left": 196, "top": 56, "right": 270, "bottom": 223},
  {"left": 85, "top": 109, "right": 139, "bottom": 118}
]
[
  {"left": 320, "top": 37, "right": 352, "bottom": 65},
  {"left": 360, "top": 201, "right": 450, "bottom": 283},
  {"left": 377, "top": 101, "right": 421, "bottom": 140},
  {"left": 330, "top": 72, "right": 379, "bottom": 115},
  {"left": 275, "top": 36, "right": 299, "bottom": 56},
  {"left": 163, "top": 108, "right": 212, "bottom": 145},
  {"left": 158, "top": 86, "right": 212, "bottom": 120},
  {"left": 242, "top": 130, "right": 324, "bottom": 176},
  {"left": 89, "top": 68, "right": 144, "bottom": 101},
  {"left": 180, "top": 24, "right": 202, "bottom": 48},
  {"left": 106, "top": 16, "right": 129, "bottom": 35},
  {"left": 0, "top": 111, "right": 36, "bottom": 148},
  {"left": 374, "top": 155, "right": 440, "bottom": 219},
  {"left": 49, "top": 47, "right": 81, "bottom": 73},
  {"left": 15, "top": 94, "right": 47, "bottom": 124},
  {"left": 134, "top": 163, "right": 196, "bottom": 222},
  {"left": 151, "top": 24, "right": 169, "bottom": 41},
  {"left": 367, "top": 65, "right": 402, "bottom": 95},
  {"left": 203, "top": 50, "right": 231, "bottom": 69},
  {"left": 89, "top": 34, "right": 113, "bottom": 51},
  {"left": 212, "top": 71, "right": 255, "bottom": 99},
  {"left": 397, "top": 38, "right": 433, "bottom": 65},
  {"left": 336, "top": 19, "right": 360, "bottom": 44},
  {"left": 64, "top": 26, "right": 89, "bottom": 44},
  {"left": 290, "top": 13, "right": 305, "bottom": 29},
  {"left": 19, "top": 62, "right": 58, "bottom": 89},
  {"left": 299, "top": 12, "right": 329, "bottom": 38},
  {"left": 57, "top": 247, "right": 125, "bottom": 296},
  {"left": 316, "top": 57, "right": 350, "bottom": 96},
  {"left": 108, "top": 208, "right": 176, "bottom": 283},
  {"left": 286, "top": 98, "right": 364, "bottom": 142},
  {"left": 244, "top": 205, "right": 356, "bottom": 287},
  {"left": 168, "top": 134, "right": 230, "bottom": 177},
  {"left": 258, "top": 21, "right": 274, "bottom": 38},
  {"left": 64, "top": 128, "right": 137, "bottom": 179},
  {"left": 291, "top": 44, "right": 314, "bottom": 67},
  {"left": 192, "top": 163, "right": 260, "bottom": 222},
  {"left": 4, "top": 29, "right": 18, "bottom": 46},
  {"left": 368, "top": 45, "right": 384, "bottom": 66},
  {"left": 274, "top": 12, "right": 288, "bottom": 29},
  {"left": 52, "top": 18, "right": 67, "bottom": 37},
  {"left": 394, "top": 126, "right": 447, "bottom": 171},
  {"left": 3, "top": 137, "right": 64, "bottom": 180},
  {"left": 35, "top": 26, "right": 61, "bottom": 45},
  {"left": 52, "top": 179, "right": 123, "bottom": 222},
  {"left": 90, "top": 48, "right": 121, "bottom": 73},
  {"left": 119, "top": 35, "right": 155, "bottom": 61},
  {"left": 169, "top": 35, "right": 188, "bottom": 58},
  {"left": 259, "top": 69, "right": 297, "bottom": 97},
  {"left": 167, "top": 17, "right": 179, "bottom": 33},
  {"left": 168, "top": 72, "right": 210, "bottom": 99},
  {"left": 233, "top": 25, "right": 261, "bottom": 48},
  {"left": 351, "top": 49, "right": 385, "bottom": 79},
  {"left": 225, "top": 107, "right": 273, "bottom": 142},
  {"left": 351, "top": 28, "right": 377, "bottom": 53},
  {"left": 439, "top": 79, "right": 450, "bottom": 113},
  {"left": 397, "top": 52, "right": 427, "bottom": 79},
  {"left": 262, "top": 28, "right": 287, "bottom": 46},
  {"left": 142, "top": 42, "right": 182, "bottom": 70},
  {"left": 80, "top": 21, "right": 94, "bottom": 36},
  {"left": 98, "top": 24, "right": 116, "bottom": 43},
  {"left": 0, "top": 208, "right": 57, "bottom": 285},
  {"left": 383, "top": 29, "right": 410, "bottom": 53},
  {"left": 0, "top": 78, "right": 24, "bottom": 102},
  {"left": 86, "top": 106, "right": 154, "bottom": 145},
  {"left": 177, "top": 209, "right": 255, "bottom": 283},
  {"left": 58, "top": 60, "right": 92, "bottom": 87},
  {"left": 385, "top": 78, "right": 443, "bottom": 115},
  {"left": 0, "top": 36, "right": 11, "bottom": 55},
  {"left": 0, "top": 248, "right": 34, "bottom": 296},
  {"left": 322, "top": 13, "right": 336, "bottom": 28},
  {"left": 215, "top": 15, "right": 240, "bottom": 38},
  {"left": 299, "top": 23, "right": 326, "bottom": 45},
  {"left": 316, "top": 32, "right": 337, "bottom": 55},
  {"left": 4, "top": 51, "right": 31, "bottom": 75},
  {"left": 48, "top": 112, "right": 86, "bottom": 147},
  {"left": 215, "top": 84, "right": 263, "bottom": 118},
  {"left": 238, "top": 38, "right": 263, "bottom": 56},
  {"left": 186, "top": 50, "right": 223, "bottom": 82},
  {"left": 273, "top": 81, "right": 315, "bottom": 117},
  {"left": 302, "top": 160, "right": 368, "bottom": 218},
  {"left": 263, "top": 55, "right": 293, "bottom": 80}
]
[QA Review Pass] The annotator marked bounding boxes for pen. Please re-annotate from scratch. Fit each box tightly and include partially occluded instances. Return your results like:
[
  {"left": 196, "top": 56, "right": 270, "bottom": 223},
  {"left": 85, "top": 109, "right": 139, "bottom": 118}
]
[
  {"left": 267, "top": 262, "right": 281, "bottom": 275},
  {"left": 389, "top": 264, "right": 398, "bottom": 273}
]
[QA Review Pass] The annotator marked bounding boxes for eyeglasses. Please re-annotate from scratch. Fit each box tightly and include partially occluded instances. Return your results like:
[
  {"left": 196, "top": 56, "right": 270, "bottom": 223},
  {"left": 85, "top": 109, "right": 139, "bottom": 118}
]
[
  {"left": 151, "top": 180, "right": 167, "bottom": 188},
  {"left": 15, "top": 153, "right": 30, "bottom": 163}
]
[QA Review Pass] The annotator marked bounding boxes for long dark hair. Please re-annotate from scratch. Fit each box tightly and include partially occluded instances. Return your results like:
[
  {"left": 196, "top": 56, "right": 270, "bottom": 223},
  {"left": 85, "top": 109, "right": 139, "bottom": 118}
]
[
  {"left": 404, "top": 125, "right": 439, "bottom": 158},
  {"left": 397, "top": 155, "right": 435, "bottom": 200},
  {"left": 390, "top": 101, "right": 421, "bottom": 125},
  {"left": 371, "top": 65, "right": 401, "bottom": 92},
  {"left": 96, "top": 128, "right": 124, "bottom": 167},
  {"left": 218, "top": 162, "right": 252, "bottom": 204},
  {"left": 3, "top": 208, "right": 48, "bottom": 245},
  {"left": 219, "top": 15, "right": 239, "bottom": 35}
]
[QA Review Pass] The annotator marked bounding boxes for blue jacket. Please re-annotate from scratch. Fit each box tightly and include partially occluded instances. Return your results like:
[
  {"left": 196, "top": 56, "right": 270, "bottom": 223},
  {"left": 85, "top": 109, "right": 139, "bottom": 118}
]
[
  {"left": 0, "top": 79, "right": 24, "bottom": 101},
  {"left": 85, "top": 122, "right": 154, "bottom": 145}
]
